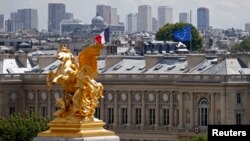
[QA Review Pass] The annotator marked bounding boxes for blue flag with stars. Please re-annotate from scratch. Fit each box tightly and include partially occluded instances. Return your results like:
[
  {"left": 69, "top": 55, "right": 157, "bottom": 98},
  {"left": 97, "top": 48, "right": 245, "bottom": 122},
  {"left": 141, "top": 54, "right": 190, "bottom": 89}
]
[{"left": 173, "top": 26, "right": 191, "bottom": 41}]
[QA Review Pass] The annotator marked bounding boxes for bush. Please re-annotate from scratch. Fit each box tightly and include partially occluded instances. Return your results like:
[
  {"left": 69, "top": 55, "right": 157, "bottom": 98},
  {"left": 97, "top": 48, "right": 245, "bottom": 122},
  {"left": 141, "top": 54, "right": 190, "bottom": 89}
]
[
  {"left": 0, "top": 112, "right": 49, "bottom": 141},
  {"left": 192, "top": 134, "right": 208, "bottom": 141}
]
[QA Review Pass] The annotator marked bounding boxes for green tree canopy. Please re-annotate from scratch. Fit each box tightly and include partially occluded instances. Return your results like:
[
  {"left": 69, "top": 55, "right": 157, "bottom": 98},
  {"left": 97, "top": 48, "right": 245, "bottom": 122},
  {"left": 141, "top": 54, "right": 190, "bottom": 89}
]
[
  {"left": 232, "top": 38, "right": 250, "bottom": 52},
  {"left": 155, "top": 22, "right": 203, "bottom": 51},
  {"left": 0, "top": 112, "right": 49, "bottom": 141}
]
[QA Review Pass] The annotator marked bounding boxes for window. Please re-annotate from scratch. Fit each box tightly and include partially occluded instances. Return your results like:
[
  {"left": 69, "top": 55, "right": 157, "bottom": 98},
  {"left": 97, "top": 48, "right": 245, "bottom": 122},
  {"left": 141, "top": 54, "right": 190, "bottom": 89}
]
[
  {"left": 10, "top": 42, "right": 15, "bottom": 46},
  {"left": 198, "top": 99, "right": 209, "bottom": 126},
  {"left": 149, "top": 108, "right": 155, "bottom": 125},
  {"left": 236, "top": 93, "right": 241, "bottom": 104},
  {"left": 108, "top": 108, "right": 114, "bottom": 124},
  {"left": 121, "top": 108, "right": 128, "bottom": 124},
  {"left": 29, "top": 107, "right": 35, "bottom": 114},
  {"left": 135, "top": 108, "right": 141, "bottom": 125},
  {"left": 9, "top": 107, "right": 16, "bottom": 115},
  {"left": 236, "top": 114, "right": 241, "bottom": 125},
  {"left": 41, "top": 107, "right": 48, "bottom": 117},
  {"left": 95, "top": 108, "right": 101, "bottom": 119},
  {"left": 163, "top": 109, "right": 169, "bottom": 125}
]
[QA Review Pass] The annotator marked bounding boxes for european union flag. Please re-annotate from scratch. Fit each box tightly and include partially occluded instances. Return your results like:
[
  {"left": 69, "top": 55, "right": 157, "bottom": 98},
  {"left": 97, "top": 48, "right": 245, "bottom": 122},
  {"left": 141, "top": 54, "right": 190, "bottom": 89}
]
[{"left": 173, "top": 26, "right": 191, "bottom": 41}]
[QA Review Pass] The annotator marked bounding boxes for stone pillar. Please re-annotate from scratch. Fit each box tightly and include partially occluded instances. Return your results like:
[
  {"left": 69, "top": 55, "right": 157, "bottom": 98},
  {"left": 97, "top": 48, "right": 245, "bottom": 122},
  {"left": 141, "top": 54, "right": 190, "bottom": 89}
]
[
  {"left": 190, "top": 92, "right": 194, "bottom": 127},
  {"left": 155, "top": 92, "right": 159, "bottom": 129},
  {"left": 48, "top": 90, "right": 52, "bottom": 118},
  {"left": 169, "top": 92, "right": 174, "bottom": 129},
  {"left": 221, "top": 92, "right": 226, "bottom": 124},
  {"left": 100, "top": 98, "right": 105, "bottom": 121},
  {"left": 127, "top": 91, "right": 132, "bottom": 128},
  {"left": 179, "top": 92, "right": 183, "bottom": 128},
  {"left": 114, "top": 92, "right": 118, "bottom": 127},
  {"left": 142, "top": 91, "right": 145, "bottom": 127},
  {"left": 211, "top": 93, "right": 215, "bottom": 124},
  {"left": 35, "top": 90, "right": 39, "bottom": 113}
]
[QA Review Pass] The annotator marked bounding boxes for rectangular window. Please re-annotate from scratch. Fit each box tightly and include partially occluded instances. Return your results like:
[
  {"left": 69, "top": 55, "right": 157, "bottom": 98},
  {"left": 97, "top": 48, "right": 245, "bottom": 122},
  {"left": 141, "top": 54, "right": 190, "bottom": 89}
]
[
  {"left": 121, "top": 108, "right": 128, "bottom": 124},
  {"left": 236, "top": 93, "right": 241, "bottom": 104},
  {"left": 41, "top": 107, "right": 48, "bottom": 117},
  {"left": 135, "top": 108, "right": 141, "bottom": 125},
  {"left": 236, "top": 114, "right": 241, "bottom": 125},
  {"left": 108, "top": 108, "right": 114, "bottom": 124},
  {"left": 95, "top": 108, "right": 101, "bottom": 119},
  {"left": 9, "top": 107, "right": 16, "bottom": 115},
  {"left": 163, "top": 109, "right": 169, "bottom": 125},
  {"left": 149, "top": 108, "right": 155, "bottom": 125},
  {"left": 10, "top": 42, "right": 15, "bottom": 46},
  {"left": 29, "top": 107, "right": 35, "bottom": 114}
]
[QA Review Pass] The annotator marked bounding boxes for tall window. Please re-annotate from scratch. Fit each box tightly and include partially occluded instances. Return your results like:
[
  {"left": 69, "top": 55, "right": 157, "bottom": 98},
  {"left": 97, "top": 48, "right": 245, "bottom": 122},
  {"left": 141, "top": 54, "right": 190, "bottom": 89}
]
[
  {"left": 135, "top": 108, "right": 141, "bottom": 125},
  {"left": 149, "top": 108, "right": 155, "bottom": 125},
  {"left": 41, "top": 107, "right": 48, "bottom": 117},
  {"left": 236, "top": 93, "right": 241, "bottom": 104},
  {"left": 199, "top": 99, "right": 208, "bottom": 126},
  {"left": 95, "top": 108, "right": 101, "bottom": 119},
  {"left": 108, "top": 108, "right": 114, "bottom": 124},
  {"left": 9, "top": 107, "right": 16, "bottom": 115},
  {"left": 121, "top": 108, "right": 128, "bottom": 124},
  {"left": 236, "top": 113, "right": 242, "bottom": 125},
  {"left": 163, "top": 109, "right": 169, "bottom": 125}
]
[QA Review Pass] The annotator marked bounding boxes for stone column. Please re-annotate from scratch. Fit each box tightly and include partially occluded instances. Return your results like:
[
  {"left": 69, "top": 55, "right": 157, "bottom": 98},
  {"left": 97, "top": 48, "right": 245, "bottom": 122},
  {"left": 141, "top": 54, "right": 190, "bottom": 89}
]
[
  {"left": 169, "top": 92, "right": 174, "bottom": 129},
  {"left": 155, "top": 92, "right": 159, "bottom": 129},
  {"left": 211, "top": 93, "right": 215, "bottom": 124},
  {"left": 142, "top": 91, "right": 145, "bottom": 127},
  {"left": 221, "top": 92, "right": 226, "bottom": 124},
  {"left": 35, "top": 90, "right": 39, "bottom": 113},
  {"left": 127, "top": 91, "right": 132, "bottom": 128},
  {"left": 114, "top": 91, "right": 118, "bottom": 127},
  {"left": 179, "top": 92, "right": 183, "bottom": 128},
  {"left": 48, "top": 90, "right": 52, "bottom": 118},
  {"left": 100, "top": 98, "right": 105, "bottom": 121},
  {"left": 190, "top": 92, "right": 194, "bottom": 127}
]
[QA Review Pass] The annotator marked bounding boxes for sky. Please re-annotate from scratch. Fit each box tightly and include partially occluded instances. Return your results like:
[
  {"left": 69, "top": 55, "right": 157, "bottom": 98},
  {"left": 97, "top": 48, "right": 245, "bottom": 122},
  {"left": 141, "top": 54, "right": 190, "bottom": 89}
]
[{"left": 0, "top": 0, "right": 250, "bottom": 31}]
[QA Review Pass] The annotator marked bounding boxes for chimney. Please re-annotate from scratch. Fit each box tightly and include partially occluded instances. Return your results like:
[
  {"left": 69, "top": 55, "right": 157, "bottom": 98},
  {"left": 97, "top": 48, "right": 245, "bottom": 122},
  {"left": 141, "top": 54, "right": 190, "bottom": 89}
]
[
  {"left": 16, "top": 53, "right": 28, "bottom": 67},
  {"left": 144, "top": 54, "right": 164, "bottom": 70},
  {"left": 105, "top": 55, "right": 123, "bottom": 68},
  {"left": 38, "top": 56, "right": 57, "bottom": 69},
  {"left": 187, "top": 54, "right": 206, "bottom": 68}
]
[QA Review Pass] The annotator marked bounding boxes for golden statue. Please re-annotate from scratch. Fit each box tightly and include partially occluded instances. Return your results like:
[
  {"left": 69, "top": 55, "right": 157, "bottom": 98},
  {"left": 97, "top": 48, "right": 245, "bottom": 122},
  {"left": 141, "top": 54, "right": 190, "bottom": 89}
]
[{"left": 37, "top": 43, "right": 116, "bottom": 138}]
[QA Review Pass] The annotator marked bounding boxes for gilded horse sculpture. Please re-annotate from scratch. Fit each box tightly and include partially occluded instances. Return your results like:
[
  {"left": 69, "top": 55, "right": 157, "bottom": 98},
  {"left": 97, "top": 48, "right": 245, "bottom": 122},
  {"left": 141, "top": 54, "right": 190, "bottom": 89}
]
[{"left": 47, "top": 43, "right": 104, "bottom": 121}]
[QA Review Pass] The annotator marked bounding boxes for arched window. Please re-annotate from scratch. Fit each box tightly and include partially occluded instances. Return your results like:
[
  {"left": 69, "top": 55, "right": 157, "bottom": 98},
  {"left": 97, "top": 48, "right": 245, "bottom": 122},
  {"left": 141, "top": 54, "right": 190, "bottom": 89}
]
[{"left": 199, "top": 98, "right": 209, "bottom": 126}]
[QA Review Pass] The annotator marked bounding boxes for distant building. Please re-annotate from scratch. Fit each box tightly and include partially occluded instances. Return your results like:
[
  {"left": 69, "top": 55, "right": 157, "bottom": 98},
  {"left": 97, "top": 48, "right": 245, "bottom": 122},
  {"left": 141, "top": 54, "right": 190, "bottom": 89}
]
[
  {"left": 91, "top": 15, "right": 107, "bottom": 34},
  {"left": 48, "top": 3, "right": 66, "bottom": 33},
  {"left": 0, "top": 14, "right": 4, "bottom": 30},
  {"left": 245, "top": 23, "right": 250, "bottom": 32},
  {"left": 152, "top": 17, "right": 158, "bottom": 32},
  {"left": 65, "top": 13, "right": 74, "bottom": 20},
  {"left": 96, "top": 5, "right": 111, "bottom": 25},
  {"left": 158, "top": 6, "right": 173, "bottom": 29},
  {"left": 197, "top": 7, "right": 209, "bottom": 31},
  {"left": 179, "top": 12, "right": 190, "bottom": 23},
  {"left": 10, "top": 12, "right": 18, "bottom": 20},
  {"left": 17, "top": 9, "right": 38, "bottom": 30},
  {"left": 126, "top": 13, "right": 137, "bottom": 33},
  {"left": 111, "top": 8, "right": 119, "bottom": 25},
  {"left": 109, "top": 24, "right": 125, "bottom": 33},
  {"left": 5, "top": 19, "right": 24, "bottom": 33},
  {"left": 137, "top": 5, "right": 152, "bottom": 32},
  {"left": 60, "top": 19, "right": 90, "bottom": 36}
]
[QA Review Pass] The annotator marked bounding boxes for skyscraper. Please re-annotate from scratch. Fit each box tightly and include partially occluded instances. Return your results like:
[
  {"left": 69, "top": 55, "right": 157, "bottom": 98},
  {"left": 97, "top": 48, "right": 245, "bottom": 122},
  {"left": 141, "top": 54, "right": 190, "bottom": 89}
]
[
  {"left": 197, "top": 7, "right": 209, "bottom": 31},
  {"left": 0, "top": 14, "right": 4, "bottom": 30},
  {"left": 158, "top": 6, "right": 173, "bottom": 28},
  {"left": 65, "top": 13, "right": 74, "bottom": 20},
  {"left": 96, "top": 5, "right": 111, "bottom": 25},
  {"left": 126, "top": 13, "right": 137, "bottom": 33},
  {"left": 17, "top": 9, "right": 38, "bottom": 30},
  {"left": 111, "top": 8, "right": 119, "bottom": 25},
  {"left": 179, "top": 12, "right": 190, "bottom": 23},
  {"left": 137, "top": 5, "right": 152, "bottom": 32},
  {"left": 48, "top": 3, "right": 66, "bottom": 33}
]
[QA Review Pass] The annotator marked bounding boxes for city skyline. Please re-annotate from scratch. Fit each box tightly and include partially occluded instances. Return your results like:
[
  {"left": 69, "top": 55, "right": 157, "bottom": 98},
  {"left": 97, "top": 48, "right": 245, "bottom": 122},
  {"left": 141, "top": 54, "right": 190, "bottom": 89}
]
[{"left": 0, "top": 0, "right": 249, "bottom": 31}]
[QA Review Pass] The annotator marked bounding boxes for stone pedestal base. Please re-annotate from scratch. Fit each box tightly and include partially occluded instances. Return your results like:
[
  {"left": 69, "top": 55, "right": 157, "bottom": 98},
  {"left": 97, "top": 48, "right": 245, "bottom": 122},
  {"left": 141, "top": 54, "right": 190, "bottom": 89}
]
[{"left": 33, "top": 136, "right": 120, "bottom": 141}]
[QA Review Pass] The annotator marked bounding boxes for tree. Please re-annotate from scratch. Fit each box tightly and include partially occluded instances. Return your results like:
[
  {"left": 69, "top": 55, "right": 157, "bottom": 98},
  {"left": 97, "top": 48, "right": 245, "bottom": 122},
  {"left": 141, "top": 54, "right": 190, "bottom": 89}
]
[
  {"left": 0, "top": 112, "right": 49, "bottom": 141},
  {"left": 155, "top": 22, "right": 203, "bottom": 51},
  {"left": 192, "top": 134, "right": 208, "bottom": 141},
  {"left": 232, "top": 38, "right": 250, "bottom": 52}
]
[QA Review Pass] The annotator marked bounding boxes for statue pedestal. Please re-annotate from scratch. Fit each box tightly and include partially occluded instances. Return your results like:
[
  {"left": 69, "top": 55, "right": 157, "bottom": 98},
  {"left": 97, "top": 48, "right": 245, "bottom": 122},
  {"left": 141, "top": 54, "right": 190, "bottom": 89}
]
[{"left": 33, "top": 118, "right": 119, "bottom": 141}]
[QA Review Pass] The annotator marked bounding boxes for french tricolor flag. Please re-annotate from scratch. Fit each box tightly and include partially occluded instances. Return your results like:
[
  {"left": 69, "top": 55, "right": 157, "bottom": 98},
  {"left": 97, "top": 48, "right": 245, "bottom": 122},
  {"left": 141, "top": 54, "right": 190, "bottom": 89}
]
[{"left": 95, "top": 27, "right": 110, "bottom": 45}]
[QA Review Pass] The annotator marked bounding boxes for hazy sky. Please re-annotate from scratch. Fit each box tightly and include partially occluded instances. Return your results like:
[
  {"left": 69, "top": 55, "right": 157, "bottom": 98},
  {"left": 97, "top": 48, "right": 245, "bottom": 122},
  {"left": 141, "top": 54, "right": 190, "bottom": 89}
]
[{"left": 0, "top": 0, "right": 249, "bottom": 30}]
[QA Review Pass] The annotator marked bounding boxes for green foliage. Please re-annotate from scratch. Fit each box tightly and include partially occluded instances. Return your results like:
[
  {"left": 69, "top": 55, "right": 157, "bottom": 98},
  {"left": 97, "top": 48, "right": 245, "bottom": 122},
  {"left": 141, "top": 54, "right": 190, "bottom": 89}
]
[
  {"left": 232, "top": 38, "right": 250, "bottom": 52},
  {"left": 192, "top": 134, "right": 208, "bottom": 141},
  {"left": 0, "top": 112, "right": 49, "bottom": 141},
  {"left": 155, "top": 22, "right": 203, "bottom": 51}
]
